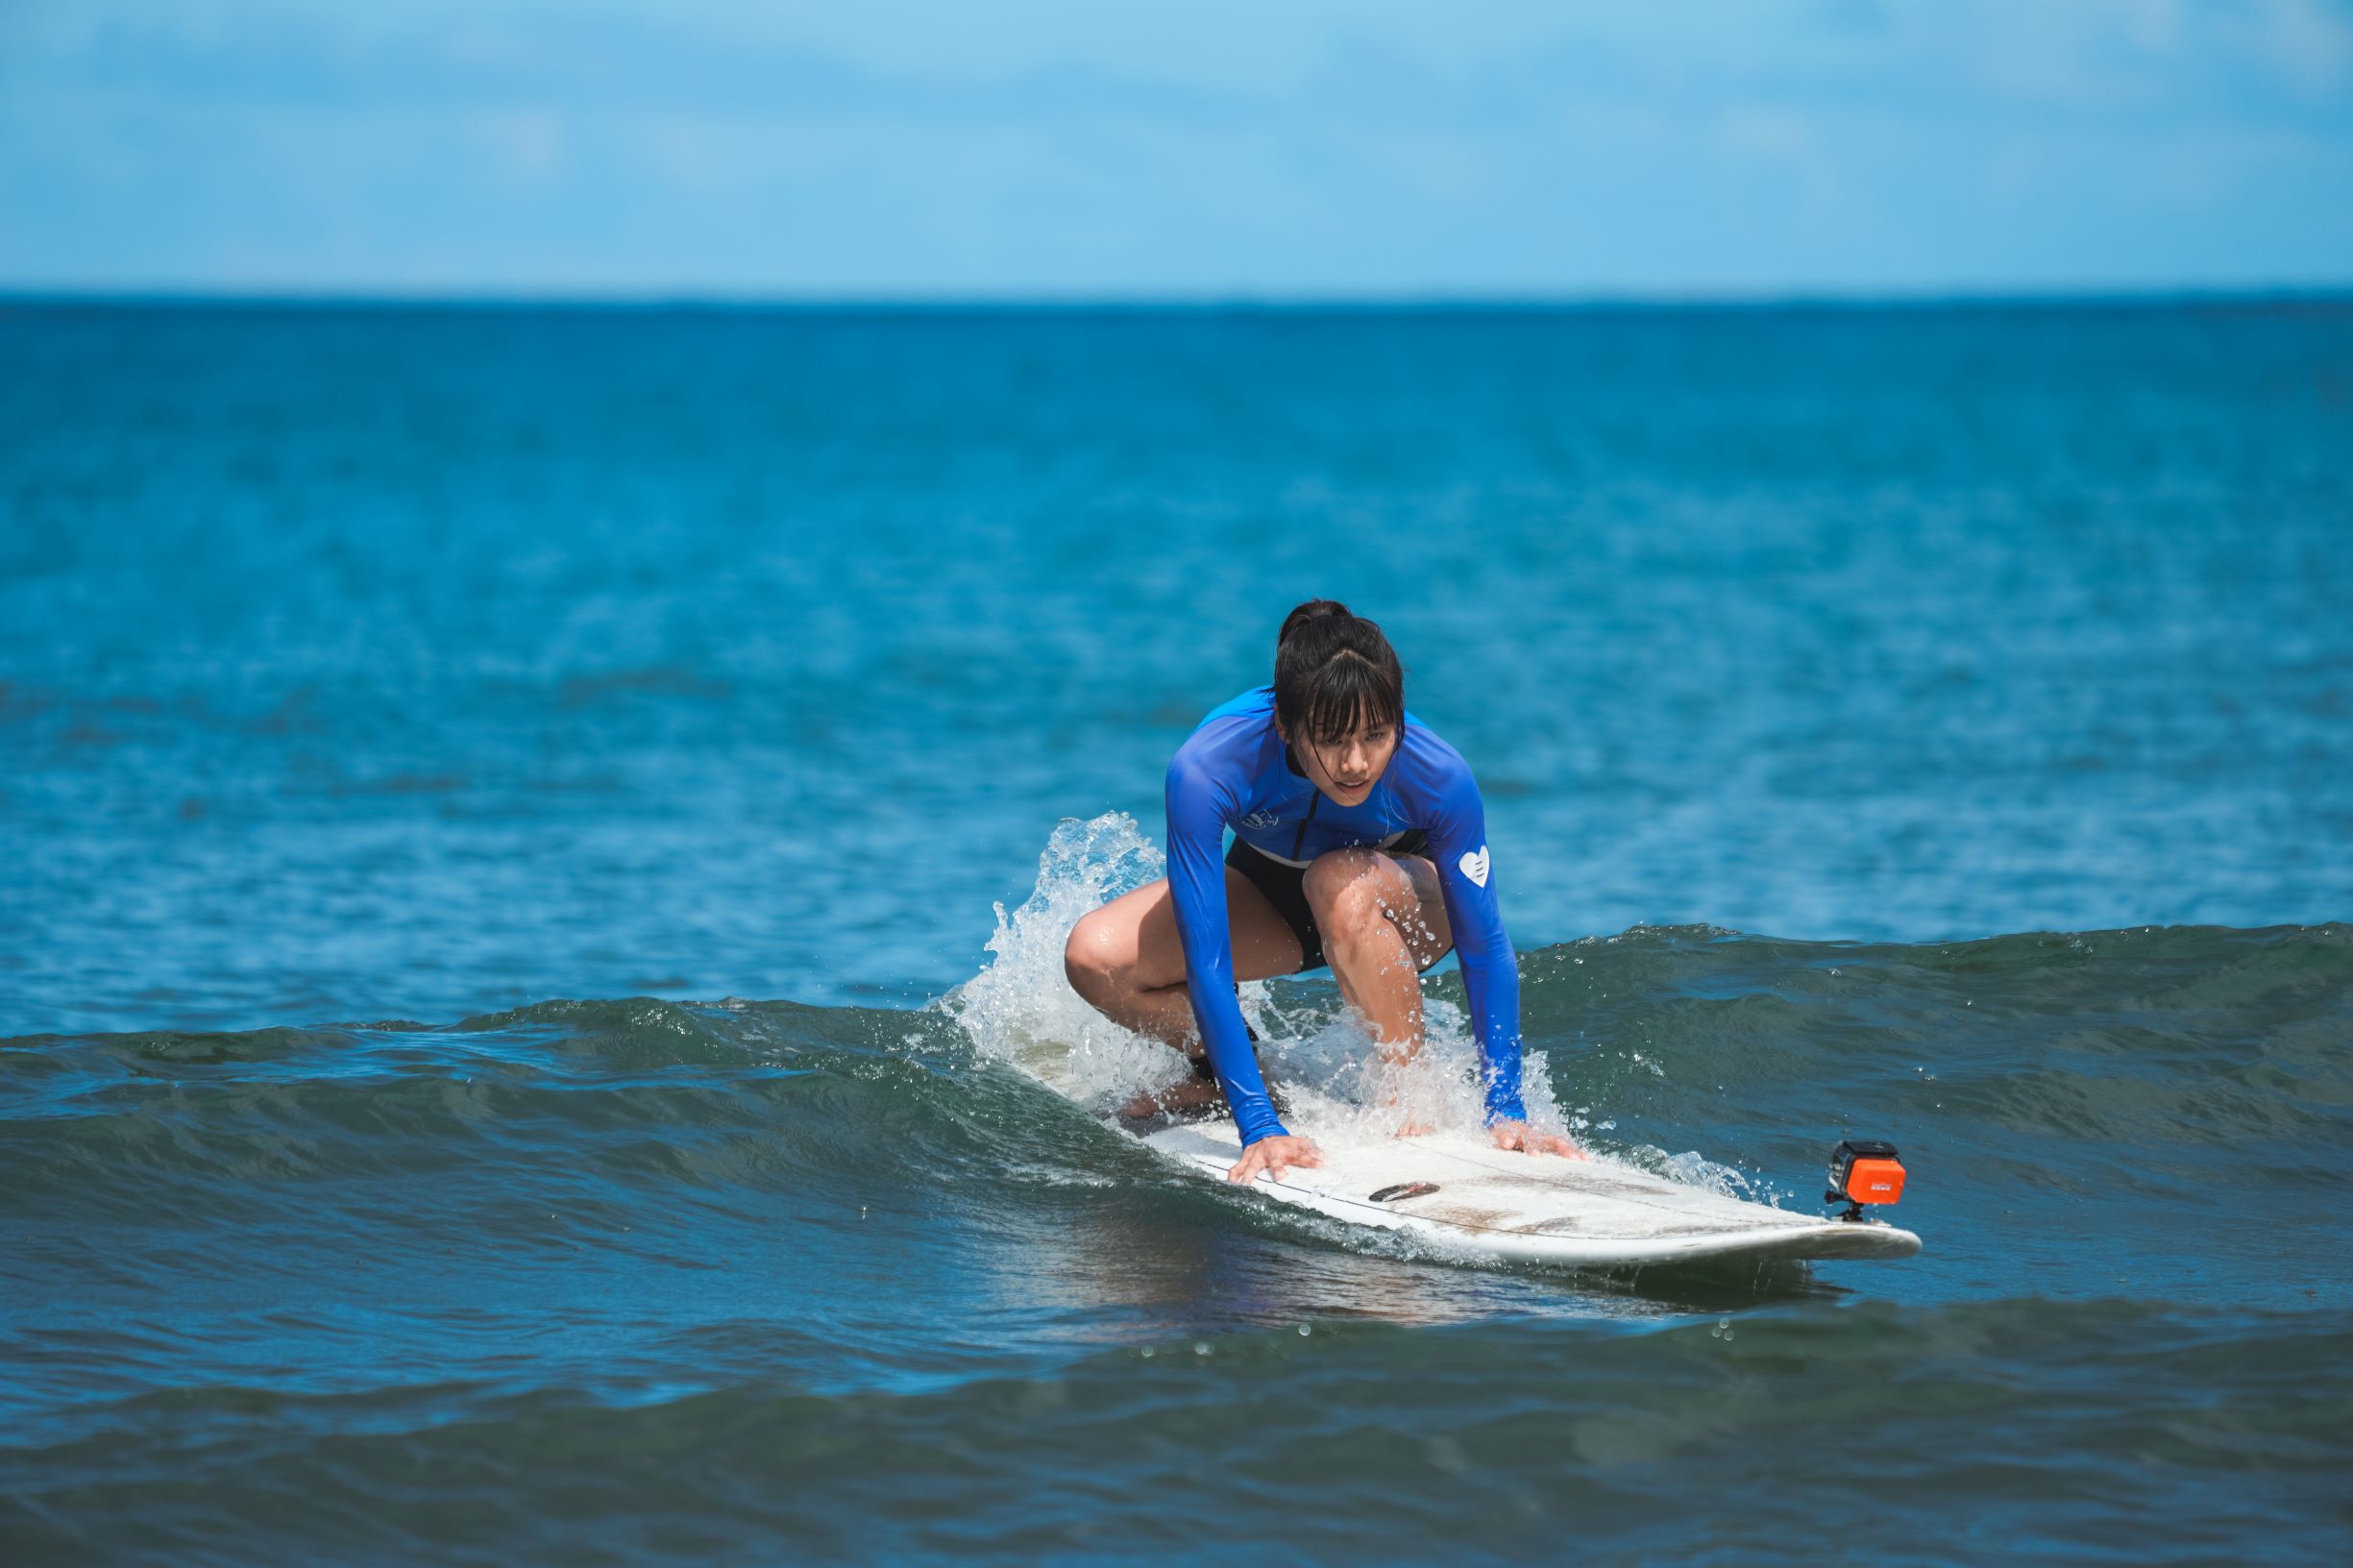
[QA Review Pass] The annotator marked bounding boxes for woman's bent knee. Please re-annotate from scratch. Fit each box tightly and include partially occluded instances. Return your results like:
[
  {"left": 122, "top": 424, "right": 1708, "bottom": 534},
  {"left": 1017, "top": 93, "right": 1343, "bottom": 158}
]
[
  {"left": 1064, "top": 912, "right": 1125, "bottom": 1002},
  {"left": 1301, "top": 847, "right": 1377, "bottom": 905},
  {"left": 1303, "top": 848, "right": 1399, "bottom": 941}
]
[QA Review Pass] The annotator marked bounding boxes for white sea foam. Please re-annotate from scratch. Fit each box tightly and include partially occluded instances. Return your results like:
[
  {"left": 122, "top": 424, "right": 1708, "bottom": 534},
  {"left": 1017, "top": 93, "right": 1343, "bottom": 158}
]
[
  {"left": 944, "top": 812, "right": 1195, "bottom": 1114},
  {"left": 1651, "top": 1147, "right": 1783, "bottom": 1208}
]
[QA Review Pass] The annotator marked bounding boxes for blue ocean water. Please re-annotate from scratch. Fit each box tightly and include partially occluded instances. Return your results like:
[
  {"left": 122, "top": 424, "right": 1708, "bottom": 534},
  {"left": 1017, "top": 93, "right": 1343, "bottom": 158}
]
[{"left": 3, "top": 302, "right": 2350, "bottom": 1563}]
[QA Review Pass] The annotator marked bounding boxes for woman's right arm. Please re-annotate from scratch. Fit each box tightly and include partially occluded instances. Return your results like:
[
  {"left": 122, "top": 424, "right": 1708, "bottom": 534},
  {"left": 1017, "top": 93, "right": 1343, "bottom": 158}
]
[{"left": 1164, "top": 748, "right": 1290, "bottom": 1149}]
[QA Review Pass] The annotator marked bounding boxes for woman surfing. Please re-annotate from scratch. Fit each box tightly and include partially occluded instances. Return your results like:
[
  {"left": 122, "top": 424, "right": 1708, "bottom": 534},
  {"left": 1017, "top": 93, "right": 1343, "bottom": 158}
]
[{"left": 1064, "top": 600, "right": 1581, "bottom": 1185}]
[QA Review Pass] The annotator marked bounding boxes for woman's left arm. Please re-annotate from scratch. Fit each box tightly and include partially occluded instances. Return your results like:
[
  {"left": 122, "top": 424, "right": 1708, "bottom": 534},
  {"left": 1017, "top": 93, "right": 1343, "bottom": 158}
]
[
  {"left": 1421, "top": 747, "right": 1581, "bottom": 1157},
  {"left": 1419, "top": 752, "right": 1526, "bottom": 1125}
]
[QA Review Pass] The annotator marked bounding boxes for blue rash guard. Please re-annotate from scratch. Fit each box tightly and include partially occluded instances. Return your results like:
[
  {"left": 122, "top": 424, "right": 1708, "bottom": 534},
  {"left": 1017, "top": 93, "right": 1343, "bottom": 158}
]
[{"left": 1164, "top": 686, "right": 1528, "bottom": 1147}]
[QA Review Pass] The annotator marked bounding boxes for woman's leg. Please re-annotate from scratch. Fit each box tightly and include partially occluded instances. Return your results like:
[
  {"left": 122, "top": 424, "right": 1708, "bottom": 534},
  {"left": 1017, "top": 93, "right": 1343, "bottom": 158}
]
[
  {"left": 1299, "top": 848, "right": 1452, "bottom": 1065},
  {"left": 1063, "top": 869, "right": 1306, "bottom": 1049}
]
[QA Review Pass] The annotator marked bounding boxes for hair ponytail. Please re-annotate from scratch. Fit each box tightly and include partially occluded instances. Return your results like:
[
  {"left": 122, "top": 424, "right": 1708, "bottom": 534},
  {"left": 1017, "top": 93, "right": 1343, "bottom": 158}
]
[
  {"left": 1272, "top": 600, "right": 1405, "bottom": 745},
  {"left": 1277, "top": 598, "right": 1353, "bottom": 652}
]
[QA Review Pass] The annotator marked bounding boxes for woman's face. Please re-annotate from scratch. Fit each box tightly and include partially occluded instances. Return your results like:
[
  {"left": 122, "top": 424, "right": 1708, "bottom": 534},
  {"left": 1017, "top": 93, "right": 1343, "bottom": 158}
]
[{"left": 1283, "top": 713, "right": 1399, "bottom": 807}]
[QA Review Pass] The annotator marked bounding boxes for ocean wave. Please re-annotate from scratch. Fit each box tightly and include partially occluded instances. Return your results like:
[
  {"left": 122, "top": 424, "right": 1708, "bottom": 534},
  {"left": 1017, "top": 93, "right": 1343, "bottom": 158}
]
[
  {"left": 6, "top": 1298, "right": 2345, "bottom": 1566},
  {"left": 5, "top": 896, "right": 2346, "bottom": 1299}
]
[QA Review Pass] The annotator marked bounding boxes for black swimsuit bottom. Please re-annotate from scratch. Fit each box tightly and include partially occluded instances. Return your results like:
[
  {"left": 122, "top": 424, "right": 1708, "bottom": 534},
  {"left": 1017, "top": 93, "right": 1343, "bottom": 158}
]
[{"left": 1224, "top": 829, "right": 1445, "bottom": 974}]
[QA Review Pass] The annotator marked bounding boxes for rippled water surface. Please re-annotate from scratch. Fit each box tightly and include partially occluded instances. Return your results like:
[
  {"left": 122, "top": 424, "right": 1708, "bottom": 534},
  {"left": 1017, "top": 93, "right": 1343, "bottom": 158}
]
[{"left": 3, "top": 303, "right": 2350, "bottom": 1563}]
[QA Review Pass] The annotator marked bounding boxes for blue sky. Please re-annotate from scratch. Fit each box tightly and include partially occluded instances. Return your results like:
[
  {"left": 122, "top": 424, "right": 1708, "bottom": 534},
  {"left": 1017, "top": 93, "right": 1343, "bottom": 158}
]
[{"left": 3, "top": 0, "right": 2348, "bottom": 296}]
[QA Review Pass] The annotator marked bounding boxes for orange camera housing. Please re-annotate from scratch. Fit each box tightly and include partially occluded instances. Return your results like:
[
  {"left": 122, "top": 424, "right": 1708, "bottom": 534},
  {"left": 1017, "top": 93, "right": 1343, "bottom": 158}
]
[{"left": 1826, "top": 1139, "right": 1906, "bottom": 1218}]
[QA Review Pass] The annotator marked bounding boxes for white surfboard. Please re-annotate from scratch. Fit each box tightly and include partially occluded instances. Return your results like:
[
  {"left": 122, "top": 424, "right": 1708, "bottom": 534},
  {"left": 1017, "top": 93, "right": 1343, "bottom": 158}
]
[{"left": 1131, "top": 1118, "right": 1922, "bottom": 1266}]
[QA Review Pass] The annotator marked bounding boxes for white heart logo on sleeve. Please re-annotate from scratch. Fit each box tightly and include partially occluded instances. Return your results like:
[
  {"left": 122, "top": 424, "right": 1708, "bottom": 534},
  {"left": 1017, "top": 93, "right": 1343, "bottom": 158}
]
[{"left": 1458, "top": 845, "right": 1490, "bottom": 888}]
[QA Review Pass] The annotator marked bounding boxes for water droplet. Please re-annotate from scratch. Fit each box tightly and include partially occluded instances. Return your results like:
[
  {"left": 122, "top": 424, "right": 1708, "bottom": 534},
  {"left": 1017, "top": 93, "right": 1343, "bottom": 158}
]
[
  {"left": 1193, "top": 1341, "right": 1212, "bottom": 1357},
  {"left": 1298, "top": 1324, "right": 1311, "bottom": 1336}
]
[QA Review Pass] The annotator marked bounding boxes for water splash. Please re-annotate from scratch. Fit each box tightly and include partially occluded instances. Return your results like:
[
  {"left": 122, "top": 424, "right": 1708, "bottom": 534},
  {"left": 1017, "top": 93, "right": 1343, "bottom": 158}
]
[
  {"left": 1654, "top": 1148, "right": 1784, "bottom": 1208},
  {"left": 943, "top": 812, "right": 1575, "bottom": 1147},
  {"left": 943, "top": 813, "right": 1195, "bottom": 1114}
]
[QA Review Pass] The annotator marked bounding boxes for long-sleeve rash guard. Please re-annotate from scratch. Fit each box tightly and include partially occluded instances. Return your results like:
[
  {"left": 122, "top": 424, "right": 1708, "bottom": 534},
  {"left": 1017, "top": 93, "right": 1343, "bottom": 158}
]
[{"left": 1164, "top": 686, "right": 1527, "bottom": 1146}]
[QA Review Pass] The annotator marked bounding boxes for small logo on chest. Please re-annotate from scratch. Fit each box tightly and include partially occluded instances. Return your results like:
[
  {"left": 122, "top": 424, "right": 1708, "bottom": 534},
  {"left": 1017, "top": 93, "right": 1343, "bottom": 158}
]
[{"left": 1239, "top": 810, "right": 1281, "bottom": 830}]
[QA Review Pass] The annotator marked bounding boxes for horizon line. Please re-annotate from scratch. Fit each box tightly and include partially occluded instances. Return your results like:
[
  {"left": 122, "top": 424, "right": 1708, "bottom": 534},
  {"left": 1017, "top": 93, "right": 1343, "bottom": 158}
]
[{"left": 5, "top": 283, "right": 2351, "bottom": 314}]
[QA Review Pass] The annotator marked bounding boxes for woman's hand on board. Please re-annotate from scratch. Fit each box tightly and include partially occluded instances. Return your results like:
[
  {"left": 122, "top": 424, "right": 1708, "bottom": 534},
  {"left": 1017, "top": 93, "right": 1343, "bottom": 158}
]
[
  {"left": 1489, "top": 1120, "right": 1584, "bottom": 1159},
  {"left": 1226, "top": 1133, "right": 1324, "bottom": 1184}
]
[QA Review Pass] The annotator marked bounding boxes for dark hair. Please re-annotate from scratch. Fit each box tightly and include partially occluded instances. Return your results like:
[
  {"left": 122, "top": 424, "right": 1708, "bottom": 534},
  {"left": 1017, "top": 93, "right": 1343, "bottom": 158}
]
[{"left": 1273, "top": 600, "right": 1405, "bottom": 746}]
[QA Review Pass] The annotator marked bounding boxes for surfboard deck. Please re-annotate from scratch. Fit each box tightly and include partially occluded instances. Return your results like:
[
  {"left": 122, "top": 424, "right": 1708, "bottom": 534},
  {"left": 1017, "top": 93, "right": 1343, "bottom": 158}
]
[{"left": 1128, "top": 1117, "right": 1922, "bottom": 1266}]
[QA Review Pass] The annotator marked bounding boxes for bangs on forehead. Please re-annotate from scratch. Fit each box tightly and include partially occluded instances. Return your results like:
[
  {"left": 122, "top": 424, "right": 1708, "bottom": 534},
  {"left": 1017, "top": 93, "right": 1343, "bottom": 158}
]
[
  {"left": 1271, "top": 599, "right": 1407, "bottom": 747},
  {"left": 1300, "top": 651, "right": 1403, "bottom": 744}
]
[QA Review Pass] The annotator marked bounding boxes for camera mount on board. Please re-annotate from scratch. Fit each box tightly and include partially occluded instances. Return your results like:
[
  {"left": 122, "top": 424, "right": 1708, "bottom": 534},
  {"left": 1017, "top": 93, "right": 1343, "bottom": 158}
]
[{"left": 1824, "top": 1139, "right": 1907, "bottom": 1223}]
